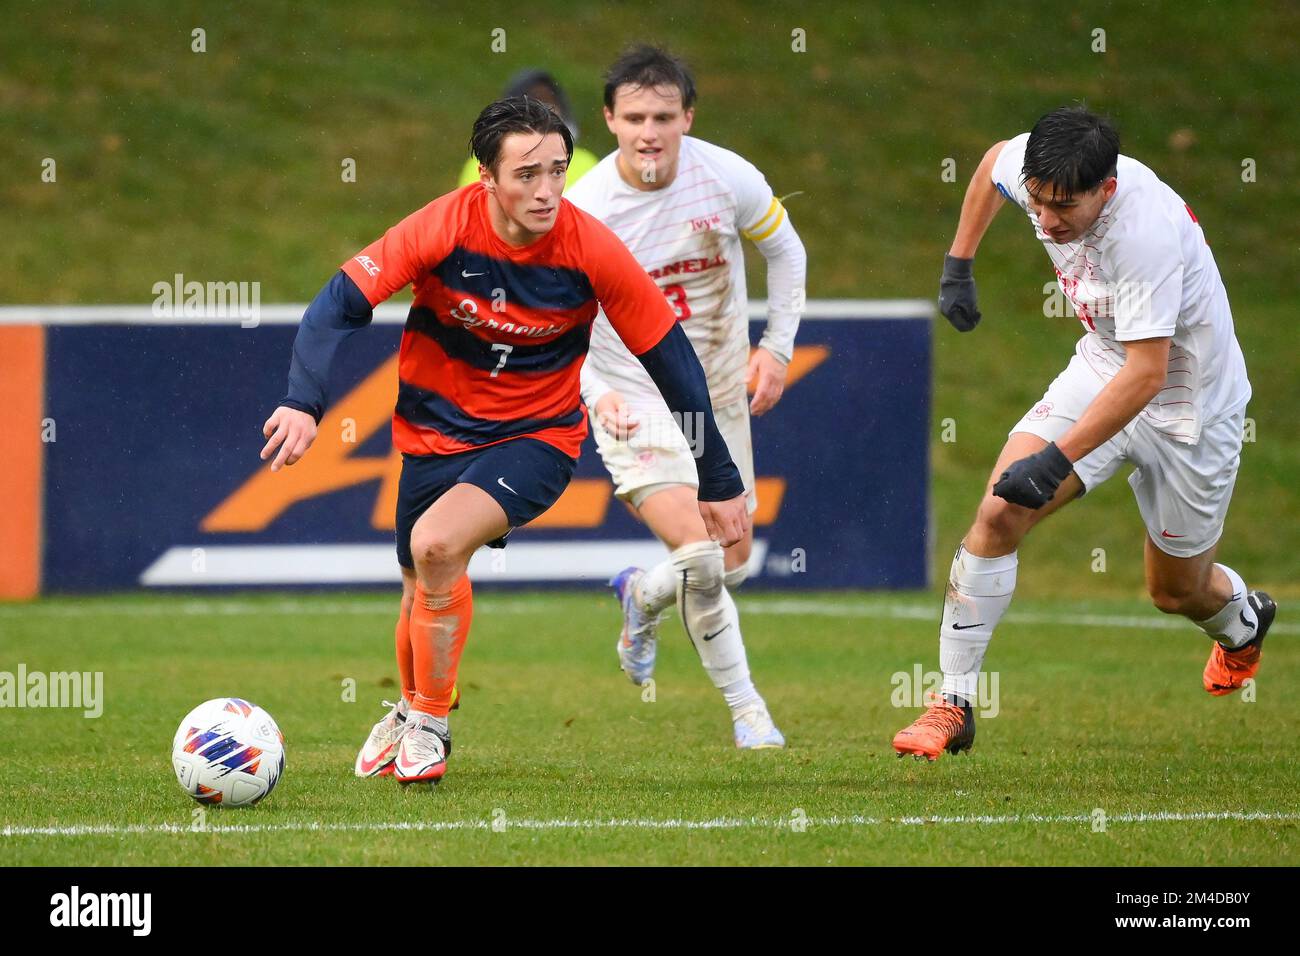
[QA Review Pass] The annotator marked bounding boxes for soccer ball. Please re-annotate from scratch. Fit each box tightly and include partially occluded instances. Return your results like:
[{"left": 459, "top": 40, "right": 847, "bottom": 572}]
[{"left": 171, "top": 698, "right": 285, "bottom": 807}]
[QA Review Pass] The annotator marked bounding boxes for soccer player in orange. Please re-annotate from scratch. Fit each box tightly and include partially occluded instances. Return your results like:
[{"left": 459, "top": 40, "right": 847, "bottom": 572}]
[{"left": 260, "top": 97, "right": 749, "bottom": 784}]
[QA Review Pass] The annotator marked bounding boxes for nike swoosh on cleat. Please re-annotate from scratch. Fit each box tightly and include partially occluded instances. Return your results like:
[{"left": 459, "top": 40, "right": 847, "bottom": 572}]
[
  {"left": 497, "top": 477, "right": 518, "bottom": 495},
  {"left": 951, "top": 623, "right": 985, "bottom": 631},
  {"left": 702, "top": 624, "right": 730, "bottom": 642},
  {"left": 357, "top": 748, "right": 395, "bottom": 775}
]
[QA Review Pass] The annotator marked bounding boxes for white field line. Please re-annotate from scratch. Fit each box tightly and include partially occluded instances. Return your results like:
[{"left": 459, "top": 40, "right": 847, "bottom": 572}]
[
  {"left": 2, "top": 597, "right": 1296, "bottom": 635},
  {"left": 4, "top": 810, "right": 1298, "bottom": 839}
]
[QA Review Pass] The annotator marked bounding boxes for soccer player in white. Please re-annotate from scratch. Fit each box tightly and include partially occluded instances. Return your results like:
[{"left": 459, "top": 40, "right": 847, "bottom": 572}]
[
  {"left": 564, "top": 46, "right": 807, "bottom": 749},
  {"left": 893, "top": 106, "right": 1276, "bottom": 760}
]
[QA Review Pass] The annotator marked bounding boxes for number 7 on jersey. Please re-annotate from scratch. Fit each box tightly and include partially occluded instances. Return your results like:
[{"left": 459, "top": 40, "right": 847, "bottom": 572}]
[{"left": 490, "top": 343, "right": 513, "bottom": 377}]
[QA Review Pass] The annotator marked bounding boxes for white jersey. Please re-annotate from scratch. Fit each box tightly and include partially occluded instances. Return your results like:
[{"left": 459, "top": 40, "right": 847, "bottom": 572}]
[
  {"left": 992, "top": 133, "right": 1250, "bottom": 444},
  {"left": 566, "top": 136, "right": 801, "bottom": 411}
]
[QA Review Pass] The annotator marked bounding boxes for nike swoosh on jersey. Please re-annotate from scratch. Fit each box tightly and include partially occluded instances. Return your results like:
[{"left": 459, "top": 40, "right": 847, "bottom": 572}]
[{"left": 1160, "top": 530, "right": 1187, "bottom": 538}]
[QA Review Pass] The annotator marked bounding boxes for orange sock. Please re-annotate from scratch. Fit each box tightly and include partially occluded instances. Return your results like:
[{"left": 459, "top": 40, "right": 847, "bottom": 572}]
[
  {"left": 410, "top": 574, "right": 473, "bottom": 717},
  {"left": 395, "top": 600, "right": 415, "bottom": 704}
]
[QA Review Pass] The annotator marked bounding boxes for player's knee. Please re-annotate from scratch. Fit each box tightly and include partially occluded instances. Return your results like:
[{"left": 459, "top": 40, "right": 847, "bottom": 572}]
[
  {"left": 409, "top": 527, "right": 462, "bottom": 576},
  {"left": 1148, "top": 582, "right": 1197, "bottom": 616},
  {"left": 973, "top": 496, "right": 1030, "bottom": 546},
  {"left": 671, "top": 539, "right": 725, "bottom": 594}
]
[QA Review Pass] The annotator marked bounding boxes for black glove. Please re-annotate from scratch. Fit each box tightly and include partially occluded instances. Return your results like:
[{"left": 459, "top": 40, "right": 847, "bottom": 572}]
[
  {"left": 938, "top": 254, "right": 981, "bottom": 332},
  {"left": 992, "top": 442, "right": 1074, "bottom": 509}
]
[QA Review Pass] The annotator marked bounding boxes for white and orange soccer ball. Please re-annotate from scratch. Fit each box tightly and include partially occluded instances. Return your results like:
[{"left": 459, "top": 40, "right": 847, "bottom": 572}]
[{"left": 171, "top": 698, "right": 285, "bottom": 807}]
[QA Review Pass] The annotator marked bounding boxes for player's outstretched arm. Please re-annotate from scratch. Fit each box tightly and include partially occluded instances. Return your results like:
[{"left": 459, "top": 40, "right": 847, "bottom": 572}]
[
  {"left": 940, "top": 140, "right": 1009, "bottom": 332},
  {"left": 263, "top": 270, "right": 374, "bottom": 470},
  {"left": 637, "top": 324, "right": 749, "bottom": 546}
]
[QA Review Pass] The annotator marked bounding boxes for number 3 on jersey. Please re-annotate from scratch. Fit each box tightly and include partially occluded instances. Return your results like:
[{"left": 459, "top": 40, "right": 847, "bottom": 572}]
[{"left": 663, "top": 283, "right": 692, "bottom": 321}]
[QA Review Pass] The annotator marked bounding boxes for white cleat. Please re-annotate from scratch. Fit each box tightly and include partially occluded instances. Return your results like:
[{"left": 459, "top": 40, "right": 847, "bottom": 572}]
[
  {"left": 611, "top": 567, "right": 659, "bottom": 686},
  {"left": 733, "top": 703, "right": 786, "bottom": 750},
  {"left": 393, "top": 712, "right": 451, "bottom": 784},
  {"left": 354, "top": 699, "right": 406, "bottom": 777}
]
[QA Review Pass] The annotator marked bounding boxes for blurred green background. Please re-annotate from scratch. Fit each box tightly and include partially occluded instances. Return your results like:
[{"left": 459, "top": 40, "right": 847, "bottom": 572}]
[{"left": 2, "top": 0, "right": 1296, "bottom": 599}]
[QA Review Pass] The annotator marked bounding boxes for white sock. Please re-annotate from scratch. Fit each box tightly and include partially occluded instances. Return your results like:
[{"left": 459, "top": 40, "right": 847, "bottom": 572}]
[
  {"left": 407, "top": 708, "right": 448, "bottom": 737},
  {"left": 1196, "top": 564, "right": 1258, "bottom": 649},
  {"left": 723, "top": 563, "right": 750, "bottom": 590},
  {"left": 722, "top": 678, "right": 761, "bottom": 714},
  {"left": 939, "top": 545, "right": 1017, "bottom": 706},
  {"left": 673, "top": 540, "right": 752, "bottom": 690},
  {"left": 636, "top": 558, "right": 678, "bottom": 616}
]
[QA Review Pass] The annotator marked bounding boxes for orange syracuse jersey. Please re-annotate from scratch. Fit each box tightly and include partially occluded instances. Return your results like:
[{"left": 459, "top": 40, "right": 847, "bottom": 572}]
[{"left": 340, "top": 184, "right": 676, "bottom": 458}]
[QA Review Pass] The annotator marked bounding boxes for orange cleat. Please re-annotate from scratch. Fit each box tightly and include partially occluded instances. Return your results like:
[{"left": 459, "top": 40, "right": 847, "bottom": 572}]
[
  {"left": 893, "top": 693, "right": 976, "bottom": 761},
  {"left": 1204, "top": 591, "right": 1276, "bottom": 696}
]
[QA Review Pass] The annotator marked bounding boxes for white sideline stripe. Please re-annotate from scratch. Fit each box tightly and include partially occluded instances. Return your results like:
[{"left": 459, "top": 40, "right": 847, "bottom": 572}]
[
  {"left": 3, "top": 810, "right": 1297, "bottom": 838},
  {"left": 137, "top": 541, "right": 768, "bottom": 586},
  {"left": 0, "top": 299, "right": 932, "bottom": 326},
  {"left": 2, "top": 596, "right": 1295, "bottom": 635}
]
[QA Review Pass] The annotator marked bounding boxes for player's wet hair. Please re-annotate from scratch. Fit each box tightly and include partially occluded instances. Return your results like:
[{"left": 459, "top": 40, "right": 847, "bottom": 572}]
[
  {"left": 470, "top": 95, "right": 574, "bottom": 176},
  {"left": 1022, "top": 106, "right": 1119, "bottom": 200},
  {"left": 603, "top": 44, "right": 696, "bottom": 111}
]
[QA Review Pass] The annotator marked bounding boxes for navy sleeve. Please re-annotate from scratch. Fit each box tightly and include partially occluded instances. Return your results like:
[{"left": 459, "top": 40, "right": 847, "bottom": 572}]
[
  {"left": 280, "top": 270, "right": 375, "bottom": 422},
  {"left": 635, "top": 323, "right": 745, "bottom": 502}
]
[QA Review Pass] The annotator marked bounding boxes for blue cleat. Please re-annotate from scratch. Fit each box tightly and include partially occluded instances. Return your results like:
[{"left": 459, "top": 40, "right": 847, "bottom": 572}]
[
  {"left": 732, "top": 703, "right": 785, "bottom": 750},
  {"left": 611, "top": 567, "right": 658, "bottom": 685}
]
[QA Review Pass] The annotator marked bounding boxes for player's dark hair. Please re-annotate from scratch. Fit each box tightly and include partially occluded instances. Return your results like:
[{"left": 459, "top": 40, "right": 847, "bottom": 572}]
[
  {"left": 603, "top": 44, "right": 696, "bottom": 111},
  {"left": 469, "top": 95, "right": 574, "bottom": 176},
  {"left": 1022, "top": 106, "right": 1120, "bottom": 199}
]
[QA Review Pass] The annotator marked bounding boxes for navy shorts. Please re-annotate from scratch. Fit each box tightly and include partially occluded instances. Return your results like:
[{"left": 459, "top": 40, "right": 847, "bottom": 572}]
[{"left": 395, "top": 437, "right": 578, "bottom": 569}]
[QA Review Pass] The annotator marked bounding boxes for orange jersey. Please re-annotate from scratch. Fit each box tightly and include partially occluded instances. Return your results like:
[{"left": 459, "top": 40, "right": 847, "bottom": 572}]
[{"left": 340, "top": 185, "right": 676, "bottom": 458}]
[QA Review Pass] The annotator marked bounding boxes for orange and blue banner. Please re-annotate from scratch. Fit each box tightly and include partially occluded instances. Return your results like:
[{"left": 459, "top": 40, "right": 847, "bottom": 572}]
[{"left": 0, "top": 301, "right": 931, "bottom": 594}]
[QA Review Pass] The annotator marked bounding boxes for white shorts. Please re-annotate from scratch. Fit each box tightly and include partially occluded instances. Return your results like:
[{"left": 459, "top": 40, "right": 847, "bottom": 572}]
[
  {"left": 1010, "top": 354, "right": 1244, "bottom": 558},
  {"left": 590, "top": 398, "right": 758, "bottom": 514}
]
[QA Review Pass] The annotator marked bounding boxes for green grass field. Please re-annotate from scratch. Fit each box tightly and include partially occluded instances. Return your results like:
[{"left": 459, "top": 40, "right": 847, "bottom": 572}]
[
  {"left": 1, "top": 2, "right": 1297, "bottom": 868},
  {"left": 2, "top": 591, "right": 1297, "bottom": 865}
]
